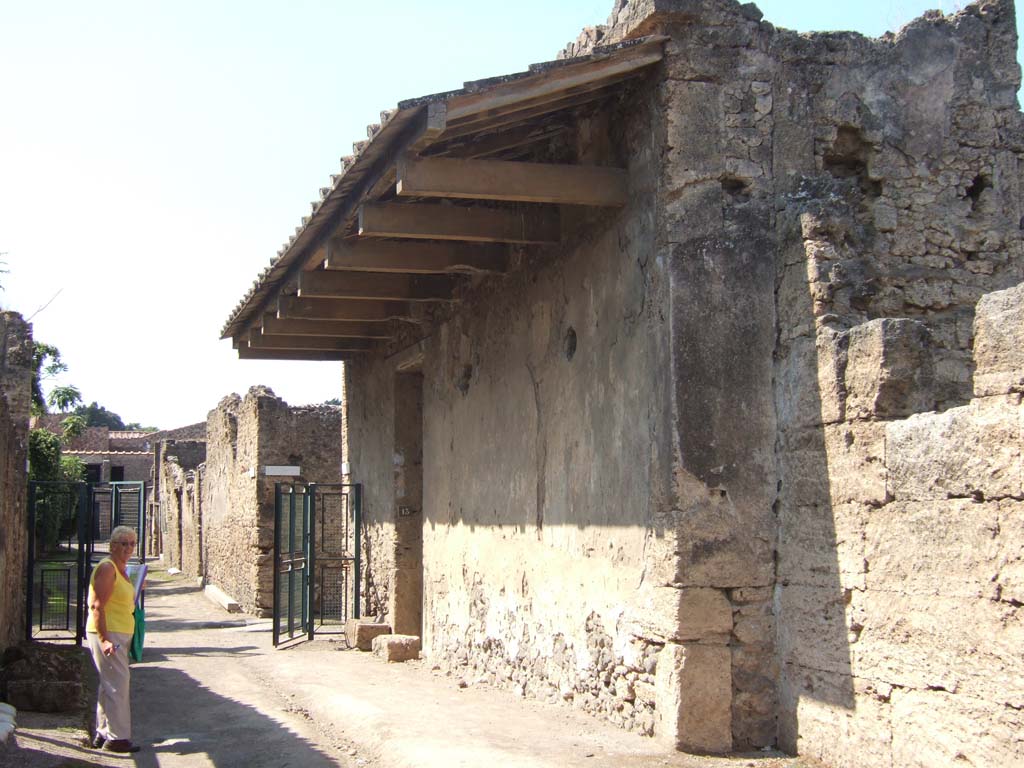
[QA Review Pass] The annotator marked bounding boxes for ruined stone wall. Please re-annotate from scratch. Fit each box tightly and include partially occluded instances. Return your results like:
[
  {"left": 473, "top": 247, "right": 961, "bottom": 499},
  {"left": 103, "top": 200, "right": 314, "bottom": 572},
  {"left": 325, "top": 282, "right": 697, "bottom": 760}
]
[
  {"left": 182, "top": 466, "right": 204, "bottom": 578},
  {"left": 760, "top": 3, "right": 1024, "bottom": 766},
  {"left": 562, "top": 0, "right": 1023, "bottom": 758},
  {"left": 0, "top": 312, "right": 33, "bottom": 650},
  {"left": 347, "top": 77, "right": 680, "bottom": 738},
  {"left": 202, "top": 388, "right": 341, "bottom": 615},
  {"left": 202, "top": 393, "right": 258, "bottom": 609},
  {"left": 156, "top": 440, "right": 206, "bottom": 577}
]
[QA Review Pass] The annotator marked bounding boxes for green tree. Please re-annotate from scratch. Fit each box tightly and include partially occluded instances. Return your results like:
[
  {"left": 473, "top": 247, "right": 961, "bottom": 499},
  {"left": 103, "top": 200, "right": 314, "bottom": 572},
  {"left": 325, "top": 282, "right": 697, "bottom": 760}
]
[
  {"left": 31, "top": 342, "right": 66, "bottom": 415},
  {"left": 48, "top": 384, "right": 82, "bottom": 413},
  {"left": 60, "top": 414, "right": 87, "bottom": 442},
  {"left": 124, "top": 422, "right": 158, "bottom": 432},
  {"left": 74, "top": 401, "right": 126, "bottom": 430},
  {"left": 29, "top": 429, "right": 87, "bottom": 553}
]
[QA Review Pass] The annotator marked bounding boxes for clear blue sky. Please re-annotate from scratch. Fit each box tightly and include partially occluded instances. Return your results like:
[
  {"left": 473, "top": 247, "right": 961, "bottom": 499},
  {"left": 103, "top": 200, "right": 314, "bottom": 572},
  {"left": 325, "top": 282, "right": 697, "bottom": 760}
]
[{"left": 0, "top": 0, "right": 1014, "bottom": 428}]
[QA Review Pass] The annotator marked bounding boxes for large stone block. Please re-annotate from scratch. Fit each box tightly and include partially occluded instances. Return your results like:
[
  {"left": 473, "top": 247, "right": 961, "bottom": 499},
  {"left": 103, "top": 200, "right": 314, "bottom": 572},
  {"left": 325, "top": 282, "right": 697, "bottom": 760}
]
[
  {"left": 864, "top": 499, "right": 1000, "bottom": 599},
  {"left": 776, "top": 584, "right": 856, "bottom": 676},
  {"left": 672, "top": 493, "right": 774, "bottom": 588},
  {"left": 973, "top": 281, "right": 1024, "bottom": 397},
  {"left": 997, "top": 498, "right": 1024, "bottom": 604},
  {"left": 891, "top": 688, "right": 1024, "bottom": 768},
  {"left": 663, "top": 80, "right": 723, "bottom": 189},
  {"left": 345, "top": 619, "right": 392, "bottom": 651},
  {"left": 625, "top": 586, "right": 732, "bottom": 643},
  {"left": 777, "top": 503, "right": 868, "bottom": 589},
  {"left": 780, "top": 422, "right": 887, "bottom": 508},
  {"left": 886, "top": 395, "right": 1022, "bottom": 501},
  {"left": 372, "top": 634, "right": 420, "bottom": 663},
  {"left": 851, "top": 592, "right": 1024, "bottom": 706},
  {"left": 654, "top": 643, "right": 732, "bottom": 754},
  {"left": 775, "top": 329, "right": 846, "bottom": 429},
  {"left": 778, "top": 667, "right": 891, "bottom": 768},
  {"left": 844, "top": 318, "right": 935, "bottom": 419}
]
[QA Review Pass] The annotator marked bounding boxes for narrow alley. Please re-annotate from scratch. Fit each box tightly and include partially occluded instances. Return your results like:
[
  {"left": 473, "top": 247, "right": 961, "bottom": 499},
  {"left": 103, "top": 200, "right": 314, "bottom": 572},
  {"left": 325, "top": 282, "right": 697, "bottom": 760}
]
[{"left": 3, "top": 569, "right": 804, "bottom": 768}]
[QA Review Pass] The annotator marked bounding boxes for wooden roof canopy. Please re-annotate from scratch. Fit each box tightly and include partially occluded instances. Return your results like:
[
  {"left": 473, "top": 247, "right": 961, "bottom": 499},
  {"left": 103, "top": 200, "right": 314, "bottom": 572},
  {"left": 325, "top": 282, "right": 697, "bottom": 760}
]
[{"left": 221, "top": 36, "right": 666, "bottom": 361}]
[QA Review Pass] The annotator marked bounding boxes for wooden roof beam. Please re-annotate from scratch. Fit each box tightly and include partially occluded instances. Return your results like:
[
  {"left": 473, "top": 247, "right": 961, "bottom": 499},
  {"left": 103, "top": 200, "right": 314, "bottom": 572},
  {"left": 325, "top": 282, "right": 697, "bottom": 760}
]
[
  {"left": 237, "top": 347, "right": 355, "bottom": 361},
  {"left": 359, "top": 202, "right": 559, "bottom": 244},
  {"left": 278, "top": 295, "right": 415, "bottom": 321},
  {"left": 249, "top": 332, "right": 374, "bottom": 352},
  {"left": 324, "top": 237, "right": 507, "bottom": 274},
  {"left": 396, "top": 156, "right": 628, "bottom": 207},
  {"left": 297, "top": 271, "right": 458, "bottom": 302},
  {"left": 262, "top": 314, "right": 394, "bottom": 338}
]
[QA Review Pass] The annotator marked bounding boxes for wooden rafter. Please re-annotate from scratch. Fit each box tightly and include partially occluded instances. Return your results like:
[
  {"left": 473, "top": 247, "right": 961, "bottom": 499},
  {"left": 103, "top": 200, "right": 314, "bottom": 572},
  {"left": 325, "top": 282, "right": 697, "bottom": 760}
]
[
  {"left": 278, "top": 295, "right": 415, "bottom": 321},
  {"left": 237, "top": 347, "right": 354, "bottom": 361},
  {"left": 323, "top": 238, "right": 508, "bottom": 274},
  {"left": 359, "top": 202, "right": 559, "bottom": 244},
  {"left": 443, "top": 40, "right": 665, "bottom": 126},
  {"left": 249, "top": 332, "right": 374, "bottom": 351},
  {"left": 297, "top": 271, "right": 458, "bottom": 301},
  {"left": 396, "top": 156, "right": 628, "bottom": 206},
  {"left": 262, "top": 315, "right": 394, "bottom": 338}
]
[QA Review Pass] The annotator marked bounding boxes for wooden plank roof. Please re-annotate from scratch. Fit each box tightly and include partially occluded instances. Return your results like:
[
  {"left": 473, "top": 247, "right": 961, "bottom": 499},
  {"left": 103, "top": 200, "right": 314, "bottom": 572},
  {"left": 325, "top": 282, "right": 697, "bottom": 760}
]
[{"left": 221, "top": 36, "right": 666, "bottom": 354}]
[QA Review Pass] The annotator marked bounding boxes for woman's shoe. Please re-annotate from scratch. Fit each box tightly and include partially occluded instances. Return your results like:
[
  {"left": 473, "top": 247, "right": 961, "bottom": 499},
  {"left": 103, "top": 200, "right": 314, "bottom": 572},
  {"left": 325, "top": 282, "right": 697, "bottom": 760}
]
[
  {"left": 103, "top": 739, "right": 141, "bottom": 753},
  {"left": 91, "top": 733, "right": 106, "bottom": 749}
]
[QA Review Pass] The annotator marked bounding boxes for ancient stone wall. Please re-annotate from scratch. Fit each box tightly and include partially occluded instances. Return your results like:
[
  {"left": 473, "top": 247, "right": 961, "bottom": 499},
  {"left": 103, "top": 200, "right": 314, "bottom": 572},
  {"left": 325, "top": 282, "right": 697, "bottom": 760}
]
[
  {"left": 156, "top": 440, "right": 206, "bottom": 576},
  {"left": 202, "top": 388, "right": 341, "bottom": 615},
  {"left": 0, "top": 313, "right": 33, "bottom": 651},
  {"left": 763, "top": 4, "right": 1024, "bottom": 766},
  {"left": 345, "top": 0, "right": 1022, "bottom": 761},
  {"left": 346, "top": 79, "right": 679, "bottom": 739}
]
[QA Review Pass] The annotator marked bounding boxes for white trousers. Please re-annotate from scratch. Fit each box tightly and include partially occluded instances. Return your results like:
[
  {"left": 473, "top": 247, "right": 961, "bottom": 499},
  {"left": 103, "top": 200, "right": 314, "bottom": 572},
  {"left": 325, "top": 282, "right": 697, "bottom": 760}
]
[{"left": 86, "top": 630, "right": 132, "bottom": 740}]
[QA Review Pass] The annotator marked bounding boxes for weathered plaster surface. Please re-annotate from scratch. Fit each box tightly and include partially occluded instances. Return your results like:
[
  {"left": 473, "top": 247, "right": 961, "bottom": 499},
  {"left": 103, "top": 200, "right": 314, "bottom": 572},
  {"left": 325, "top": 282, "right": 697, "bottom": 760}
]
[{"left": 343, "top": 0, "right": 1024, "bottom": 762}]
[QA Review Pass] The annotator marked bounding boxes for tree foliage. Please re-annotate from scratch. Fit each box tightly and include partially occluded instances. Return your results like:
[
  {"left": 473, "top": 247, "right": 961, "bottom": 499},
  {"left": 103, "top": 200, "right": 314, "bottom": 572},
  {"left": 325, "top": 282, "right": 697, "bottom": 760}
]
[
  {"left": 48, "top": 384, "right": 82, "bottom": 413},
  {"left": 31, "top": 342, "right": 66, "bottom": 415},
  {"left": 60, "top": 414, "right": 87, "bottom": 442},
  {"left": 74, "top": 401, "right": 126, "bottom": 430},
  {"left": 28, "top": 428, "right": 62, "bottom": 482}
]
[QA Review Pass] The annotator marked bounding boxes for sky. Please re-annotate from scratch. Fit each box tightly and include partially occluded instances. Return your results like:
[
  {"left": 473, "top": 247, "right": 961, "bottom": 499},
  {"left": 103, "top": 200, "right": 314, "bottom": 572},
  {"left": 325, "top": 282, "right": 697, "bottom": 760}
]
[{"left": 0, "top": 0, "right": 1013, "bottom": 429}]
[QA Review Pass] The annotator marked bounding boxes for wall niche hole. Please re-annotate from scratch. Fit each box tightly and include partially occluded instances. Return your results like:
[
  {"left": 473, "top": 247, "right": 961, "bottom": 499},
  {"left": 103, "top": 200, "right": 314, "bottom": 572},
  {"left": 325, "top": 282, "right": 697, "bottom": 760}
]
[
  {"left": 564, "top": 327, "right": 577, "bottom": 361},
  {"left": 823, "top": 125, "right": 869, "bottom": 179},
  {"left": 965, "top": 173, "right": 990, "bottom": 210},
  {"left": 720, "top": 175, "right": 751, "bottom": 203},
  {"left": 456, "top": 364, "right": 472, "bottom": 395}
]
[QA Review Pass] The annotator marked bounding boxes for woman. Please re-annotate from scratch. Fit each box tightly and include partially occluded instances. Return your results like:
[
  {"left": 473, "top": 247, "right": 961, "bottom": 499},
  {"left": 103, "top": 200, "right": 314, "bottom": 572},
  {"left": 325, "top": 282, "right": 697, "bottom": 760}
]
[{"left": 86, "top": 525, "right": 141, "bottom": 754}]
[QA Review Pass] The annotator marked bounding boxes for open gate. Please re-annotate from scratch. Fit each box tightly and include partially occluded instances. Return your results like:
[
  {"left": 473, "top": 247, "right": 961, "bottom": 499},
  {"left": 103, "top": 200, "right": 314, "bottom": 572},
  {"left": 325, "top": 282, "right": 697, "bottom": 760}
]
[
  {"left": 26, "top": 480, "right": 147, "bottom": 644},
  {"left": 273, "top": 483, "right": 361, "bottom": 646}
]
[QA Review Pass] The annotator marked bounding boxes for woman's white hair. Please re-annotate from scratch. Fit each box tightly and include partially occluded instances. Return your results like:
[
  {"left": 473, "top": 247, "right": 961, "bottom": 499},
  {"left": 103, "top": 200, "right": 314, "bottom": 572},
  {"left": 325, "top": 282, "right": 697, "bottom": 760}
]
[{"left": 110, "top": 525, "right": 137, "bottom": 543}]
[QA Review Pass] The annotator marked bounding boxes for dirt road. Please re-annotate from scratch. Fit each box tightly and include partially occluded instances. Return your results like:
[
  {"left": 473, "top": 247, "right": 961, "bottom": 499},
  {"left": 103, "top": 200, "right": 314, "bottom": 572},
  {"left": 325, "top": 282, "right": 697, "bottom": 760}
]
[{"left": 2, "top": 570, "right": 806, "bottom": 768}]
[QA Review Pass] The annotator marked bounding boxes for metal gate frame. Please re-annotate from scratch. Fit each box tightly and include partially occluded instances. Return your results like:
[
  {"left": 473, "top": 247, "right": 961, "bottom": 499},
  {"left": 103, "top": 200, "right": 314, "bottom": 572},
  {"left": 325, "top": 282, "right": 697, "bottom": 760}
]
[
  {"left": 26, "top": 481, "right": 91, "bottom": 644},
  {"left": 26, "top": 480, "right": 147, "bottom": 645},
  {"left": 273, "top": 482, "right": 361, "bottom": 647}
]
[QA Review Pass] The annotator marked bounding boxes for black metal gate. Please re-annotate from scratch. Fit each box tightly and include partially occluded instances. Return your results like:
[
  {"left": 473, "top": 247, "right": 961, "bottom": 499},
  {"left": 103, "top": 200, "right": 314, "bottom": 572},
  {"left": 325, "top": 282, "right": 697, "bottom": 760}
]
[
  {"left": 26, "top": 480, "right": 147, "bottom": 644},
  {"left": 273, "top": 483, "right": 361, "bottom": 646}
]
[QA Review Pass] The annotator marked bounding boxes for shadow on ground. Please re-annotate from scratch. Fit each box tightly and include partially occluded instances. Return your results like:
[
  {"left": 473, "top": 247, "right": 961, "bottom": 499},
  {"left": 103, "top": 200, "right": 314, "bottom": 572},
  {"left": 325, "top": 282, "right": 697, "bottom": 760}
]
[{"left": 131, "top": 663, "right": 343, "bottom": 767}]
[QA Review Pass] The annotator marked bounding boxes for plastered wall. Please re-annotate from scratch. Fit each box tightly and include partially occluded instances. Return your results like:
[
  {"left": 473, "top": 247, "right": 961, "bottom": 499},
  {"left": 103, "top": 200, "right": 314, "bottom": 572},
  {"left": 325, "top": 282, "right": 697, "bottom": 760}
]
[{"left": 344, "top": 0, "right": 1023, "bottom": 761}]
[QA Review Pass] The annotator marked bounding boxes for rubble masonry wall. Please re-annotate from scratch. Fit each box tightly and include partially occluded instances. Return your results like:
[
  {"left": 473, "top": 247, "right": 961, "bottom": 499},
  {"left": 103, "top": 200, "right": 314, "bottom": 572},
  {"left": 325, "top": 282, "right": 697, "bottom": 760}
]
[
  {"left": 157, "top": 440, "right": 206, "bottom": 577},
  {"left": 346, "top": 0, "right": 1022, "bottom": 761},
  {"left": 0, "top": 312, "right": 33, "bottom": 650},
  {"left": 202, "top": 388, "right": 341, "bottom": 615}
]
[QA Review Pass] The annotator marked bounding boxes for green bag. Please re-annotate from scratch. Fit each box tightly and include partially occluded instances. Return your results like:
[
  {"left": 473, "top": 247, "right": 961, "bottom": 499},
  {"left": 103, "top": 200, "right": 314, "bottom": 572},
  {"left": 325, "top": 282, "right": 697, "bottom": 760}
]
[{"left": 129, "top": 606, "right": 145, "bottom": 662}]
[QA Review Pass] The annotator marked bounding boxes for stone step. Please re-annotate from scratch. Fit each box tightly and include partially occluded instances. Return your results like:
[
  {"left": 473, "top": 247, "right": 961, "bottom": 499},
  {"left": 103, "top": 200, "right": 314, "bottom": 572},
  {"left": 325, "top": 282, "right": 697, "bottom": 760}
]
[
  {"left": 371, "top": 634, "right": 420, "bottom": 662},
  {"left": 345, "top": 619, "right": 392, "bottom": 651}
]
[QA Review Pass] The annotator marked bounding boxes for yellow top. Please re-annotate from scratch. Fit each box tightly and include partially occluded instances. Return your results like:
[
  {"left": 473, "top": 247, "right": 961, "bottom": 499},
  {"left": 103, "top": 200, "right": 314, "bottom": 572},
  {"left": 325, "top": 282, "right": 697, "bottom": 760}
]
[{"left": 85, "top": 557, "right": 135, "bottom": 635}]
